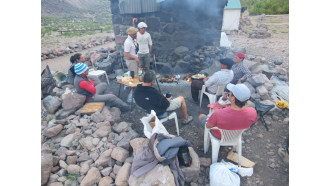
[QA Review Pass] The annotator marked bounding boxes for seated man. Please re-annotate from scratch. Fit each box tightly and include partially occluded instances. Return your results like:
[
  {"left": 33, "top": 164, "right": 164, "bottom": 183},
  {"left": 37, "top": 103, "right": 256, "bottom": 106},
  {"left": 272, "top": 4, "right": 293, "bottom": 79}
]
[
  {"left": 190, "top": 58, "right": 234, "bottom": 103},
  {"left": 231, "top": 52, "right": 252, "bottom": 84},
  {"left": 73, "top": 63, "right": 130, "bottom": 111},
  {"left": 134, "top": 70, "right": 193, "bottom": 125},
  {"left": 198, "top": 83, "right": 257, "bottom": 139}
]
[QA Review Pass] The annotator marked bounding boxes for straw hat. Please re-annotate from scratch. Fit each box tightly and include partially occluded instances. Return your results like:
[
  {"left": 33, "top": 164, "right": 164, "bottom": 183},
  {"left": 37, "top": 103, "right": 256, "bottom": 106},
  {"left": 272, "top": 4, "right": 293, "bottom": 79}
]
[{"left": 126, "top": 27, "right": 138, "bottom": 35}]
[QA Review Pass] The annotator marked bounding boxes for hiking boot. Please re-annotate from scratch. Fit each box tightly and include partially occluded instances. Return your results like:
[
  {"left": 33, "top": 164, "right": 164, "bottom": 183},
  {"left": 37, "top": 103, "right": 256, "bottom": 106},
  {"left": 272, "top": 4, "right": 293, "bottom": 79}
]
[
  {"left": 278, "top": 147, "right": 289, "bottom": 165},
  {"left": 182, "top": 116, "right": 193, "bottom": 125}
]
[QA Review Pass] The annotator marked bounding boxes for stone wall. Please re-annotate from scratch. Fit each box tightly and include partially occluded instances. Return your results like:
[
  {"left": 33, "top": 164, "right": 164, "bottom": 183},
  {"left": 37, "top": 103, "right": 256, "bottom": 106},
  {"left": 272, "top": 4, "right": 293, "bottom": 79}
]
[{"left": 110, "top": 0, "right": 228, "bottom": 73}]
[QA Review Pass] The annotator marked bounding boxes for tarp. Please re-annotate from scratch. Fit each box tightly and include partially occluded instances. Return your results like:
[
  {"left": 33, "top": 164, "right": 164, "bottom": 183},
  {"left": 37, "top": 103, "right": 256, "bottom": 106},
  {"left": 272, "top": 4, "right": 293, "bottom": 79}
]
[{"left": 271, "top": 75, "right": 289, "bottom": 104}]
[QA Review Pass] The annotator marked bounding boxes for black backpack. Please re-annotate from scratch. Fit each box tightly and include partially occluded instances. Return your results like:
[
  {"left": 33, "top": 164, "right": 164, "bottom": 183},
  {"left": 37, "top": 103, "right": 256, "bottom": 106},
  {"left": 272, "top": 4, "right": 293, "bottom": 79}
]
[{"left": 177, "top": 146, "right": 192, "bottom": 167}]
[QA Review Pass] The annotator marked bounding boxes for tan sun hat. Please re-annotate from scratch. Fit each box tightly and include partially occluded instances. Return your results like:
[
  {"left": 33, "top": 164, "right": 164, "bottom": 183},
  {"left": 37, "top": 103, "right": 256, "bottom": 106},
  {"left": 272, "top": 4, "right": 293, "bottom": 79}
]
[{"left": 126, "top": 27, "right": 138, "bottom": 35}]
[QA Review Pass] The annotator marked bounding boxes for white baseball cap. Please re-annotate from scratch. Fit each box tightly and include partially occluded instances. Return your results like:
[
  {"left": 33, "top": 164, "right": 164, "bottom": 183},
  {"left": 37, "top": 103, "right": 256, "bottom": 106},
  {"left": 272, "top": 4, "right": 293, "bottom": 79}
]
[
  {"left": 226, "top": 83, "right": 251, "bottom": 102},
  {"left": 137, "top": 22, "right": 148, "bottom": 28}
]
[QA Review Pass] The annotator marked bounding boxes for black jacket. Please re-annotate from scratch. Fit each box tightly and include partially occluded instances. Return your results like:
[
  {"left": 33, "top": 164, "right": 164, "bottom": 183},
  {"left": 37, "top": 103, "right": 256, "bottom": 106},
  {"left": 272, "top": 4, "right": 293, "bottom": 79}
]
[{"left": 133, "top": 84, "right": 169, "bottom": 116}]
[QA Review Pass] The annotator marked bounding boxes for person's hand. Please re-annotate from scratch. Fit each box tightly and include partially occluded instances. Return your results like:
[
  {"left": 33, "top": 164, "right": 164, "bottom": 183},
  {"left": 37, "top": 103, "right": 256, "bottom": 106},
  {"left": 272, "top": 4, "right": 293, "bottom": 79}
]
[
  {"left": 237, "top": 78, "right": 244, "bottom": 84},
  {"left": 135, "top": 57, "right": 140, "bottom": 65},
  {"left": 203, "top": 77, "right": 209, "bottom": 82},
  {"left": 133, "top": 18, "right": 138, "bottom": 24},
  {"left": 166, "top": 96, "right": 172, "bottom": 102}
]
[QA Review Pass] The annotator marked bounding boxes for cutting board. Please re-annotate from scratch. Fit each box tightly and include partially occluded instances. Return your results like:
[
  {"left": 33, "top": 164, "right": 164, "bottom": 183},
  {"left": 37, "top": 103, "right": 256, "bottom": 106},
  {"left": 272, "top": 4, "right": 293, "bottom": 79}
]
[
  {"left": 80, "top": 102, "right": 105, "bottom": 114},
  {"left": 226, "top": 150, "right": 256, "bottom": 168}
]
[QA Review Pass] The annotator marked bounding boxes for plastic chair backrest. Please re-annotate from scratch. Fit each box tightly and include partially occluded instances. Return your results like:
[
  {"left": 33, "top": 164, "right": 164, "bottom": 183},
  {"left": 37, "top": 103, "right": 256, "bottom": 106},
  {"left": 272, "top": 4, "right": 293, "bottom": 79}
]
[
  {"left": 215, "top": 84, "right": 226, "bottom": 96},
  {"left": 209, "top": 127, "right": 245, "bottom": 144}
]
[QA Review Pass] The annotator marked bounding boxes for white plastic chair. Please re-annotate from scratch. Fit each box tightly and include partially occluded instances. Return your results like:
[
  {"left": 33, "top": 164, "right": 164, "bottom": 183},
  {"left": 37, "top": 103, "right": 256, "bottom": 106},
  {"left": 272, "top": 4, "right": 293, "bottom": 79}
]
[
  {"left": 87, "top": 70, "right": 110, "bottom": 85},
  {"left": 159, "top": 112, "right": 180, "bottom": 136},
  {"left": 199, "top": 84, "right": 226, "bottom": 107},
  {"left": 204, "top": 125, "right": 246, "bottom": 166}
]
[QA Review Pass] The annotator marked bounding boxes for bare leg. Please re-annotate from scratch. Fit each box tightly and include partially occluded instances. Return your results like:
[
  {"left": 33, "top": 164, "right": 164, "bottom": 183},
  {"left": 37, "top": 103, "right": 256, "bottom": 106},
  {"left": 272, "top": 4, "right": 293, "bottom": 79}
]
[
  {"left": 199, "top": 114, "right": 206, "bottom": 122},
  {"left": 177, "top": 96, "right": 188, "bottom": 120}
]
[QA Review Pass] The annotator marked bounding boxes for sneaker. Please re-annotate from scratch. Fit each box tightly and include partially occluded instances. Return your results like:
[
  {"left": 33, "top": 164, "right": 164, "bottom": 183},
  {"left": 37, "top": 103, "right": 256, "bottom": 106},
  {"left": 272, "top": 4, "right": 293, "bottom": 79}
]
[
  {"left": 182, "top": 116, "right": 193, "bottom": 125},
  {"left": 278, "top": 148, "right": 289, "bottom": 165}
]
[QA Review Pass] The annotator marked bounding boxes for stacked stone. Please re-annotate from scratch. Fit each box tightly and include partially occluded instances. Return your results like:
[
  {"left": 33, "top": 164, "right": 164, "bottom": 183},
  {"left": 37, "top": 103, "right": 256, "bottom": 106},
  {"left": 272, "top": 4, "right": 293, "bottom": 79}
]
[
  {"left": 41, "top": 87, "right": 201, "bottom": 186},
  {"left": 41, "top": 36, "right": 113, "bottom": 60}
]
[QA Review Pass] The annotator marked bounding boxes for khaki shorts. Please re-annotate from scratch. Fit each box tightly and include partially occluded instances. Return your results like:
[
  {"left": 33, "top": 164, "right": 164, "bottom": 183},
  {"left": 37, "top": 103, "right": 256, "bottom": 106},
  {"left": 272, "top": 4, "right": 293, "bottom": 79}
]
[
  {"left": 125, "top": 59, "right": 138, "bottom": 74},
  {"left": 166, "top": 98, "right": 182, "bottom": 111}
]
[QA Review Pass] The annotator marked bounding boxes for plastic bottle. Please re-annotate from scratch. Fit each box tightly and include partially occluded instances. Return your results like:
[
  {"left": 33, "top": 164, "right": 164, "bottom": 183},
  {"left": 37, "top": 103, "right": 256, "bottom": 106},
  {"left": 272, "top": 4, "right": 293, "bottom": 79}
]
[{"left": 138, "top": 67, "right": 142, "bottom": 76}]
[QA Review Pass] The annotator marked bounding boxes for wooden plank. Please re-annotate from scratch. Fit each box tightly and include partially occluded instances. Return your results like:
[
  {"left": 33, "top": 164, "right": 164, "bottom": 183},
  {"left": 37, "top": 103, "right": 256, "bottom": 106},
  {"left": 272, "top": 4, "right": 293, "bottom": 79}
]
[
  {"left": 80, "top": 102, "right": 105, "bottom": 114},
  {"left": 226, "top": 150, "right": 256, "bottom": 168}
]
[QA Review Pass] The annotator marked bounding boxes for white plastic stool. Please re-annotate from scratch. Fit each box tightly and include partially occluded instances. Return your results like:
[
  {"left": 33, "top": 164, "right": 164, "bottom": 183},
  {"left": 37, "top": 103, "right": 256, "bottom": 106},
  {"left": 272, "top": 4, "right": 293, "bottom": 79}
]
[{"left": 88, "top": 70, "right": 110, "bottom": 85}]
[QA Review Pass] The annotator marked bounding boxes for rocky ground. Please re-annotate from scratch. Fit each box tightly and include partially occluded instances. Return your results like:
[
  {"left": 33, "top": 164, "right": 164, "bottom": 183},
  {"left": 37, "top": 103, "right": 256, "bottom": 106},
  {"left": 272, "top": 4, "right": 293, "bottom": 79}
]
[{"left": 41, "top": 14, "right": 289, "bottom": 186}]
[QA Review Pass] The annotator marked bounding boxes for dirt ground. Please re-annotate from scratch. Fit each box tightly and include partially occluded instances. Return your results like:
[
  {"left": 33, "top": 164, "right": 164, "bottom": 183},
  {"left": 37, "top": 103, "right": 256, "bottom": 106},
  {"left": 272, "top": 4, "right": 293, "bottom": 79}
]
[{"left": 41, "top": 14, "right": 289, "bottom": 186}]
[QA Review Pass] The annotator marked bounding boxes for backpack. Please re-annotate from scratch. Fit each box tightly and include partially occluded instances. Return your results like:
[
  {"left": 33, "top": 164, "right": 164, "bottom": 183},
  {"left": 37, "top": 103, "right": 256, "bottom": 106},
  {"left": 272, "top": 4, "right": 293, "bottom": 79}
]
[{"left": 177, "top": 146, "right": 192, "bottom": 167}]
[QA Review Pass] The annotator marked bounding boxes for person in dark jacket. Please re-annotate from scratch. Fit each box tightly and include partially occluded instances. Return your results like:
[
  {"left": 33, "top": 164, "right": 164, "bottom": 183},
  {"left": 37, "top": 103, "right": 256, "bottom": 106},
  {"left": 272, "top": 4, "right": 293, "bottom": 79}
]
[
  {"left": 134, "top": 70, "right": 193, "bottom": 125},
  {"left": 73, "top": 63, "right": 130, "bottom": 111},
  {"left": 68, "top": 53, "right": 85, "bottom": 85}
]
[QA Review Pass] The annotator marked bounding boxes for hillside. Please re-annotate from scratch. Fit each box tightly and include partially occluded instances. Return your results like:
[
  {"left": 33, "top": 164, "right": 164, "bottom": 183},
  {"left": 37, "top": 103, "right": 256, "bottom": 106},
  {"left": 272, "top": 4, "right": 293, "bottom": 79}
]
[{"left": 41, "top": 0, "right": 110, "bottom": 17}]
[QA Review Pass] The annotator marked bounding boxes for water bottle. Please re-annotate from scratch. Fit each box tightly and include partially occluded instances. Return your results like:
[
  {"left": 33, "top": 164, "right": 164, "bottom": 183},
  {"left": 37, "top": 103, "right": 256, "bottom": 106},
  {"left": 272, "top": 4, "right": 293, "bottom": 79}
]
[
  {"left": 166, "top": 91, "right": 172, "bottom": 98},
  {"left": 138, "top": 67, "right": 142, "bottom": 76},
  {"left": 229, "top": 168, "right": 239, "bottom": 173}
]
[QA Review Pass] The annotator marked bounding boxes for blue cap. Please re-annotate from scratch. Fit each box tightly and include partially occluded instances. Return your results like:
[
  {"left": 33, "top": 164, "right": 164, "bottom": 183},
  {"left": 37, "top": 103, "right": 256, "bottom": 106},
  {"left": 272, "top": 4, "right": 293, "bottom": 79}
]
[
  {"left": 226, "top": 83, "right": 251, "bottom": 102},
  {"left": 74, "top": 63, "right": 88, "bottom": 75}
]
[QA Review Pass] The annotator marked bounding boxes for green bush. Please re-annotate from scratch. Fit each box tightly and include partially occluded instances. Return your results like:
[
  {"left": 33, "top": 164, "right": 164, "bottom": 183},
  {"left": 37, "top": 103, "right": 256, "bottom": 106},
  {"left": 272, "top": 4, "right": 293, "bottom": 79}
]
[{"left": 241, "top": 0, "right": 289, "bottom": 15}]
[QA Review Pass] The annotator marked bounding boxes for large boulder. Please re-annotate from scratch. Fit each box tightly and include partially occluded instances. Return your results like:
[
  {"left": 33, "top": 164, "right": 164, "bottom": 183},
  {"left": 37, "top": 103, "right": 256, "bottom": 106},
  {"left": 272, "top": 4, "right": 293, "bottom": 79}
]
[
  {"left": 174, "top": 46, "right": 189, "bottom": 59},
  {"left": 129, "top": 138, "right": 149, "bottom": 156},
  {"left": 111, "top": 147, "right": 129, "bottom": 163},
  {"left": 42, "top": 95, "right": 62, "bottom": 114},
  {"left": 128, "top": 164, "right": 175, "bottom": 186},
  {"left": 115, "top": 162, "right": 131, "bottom": 186},
  {"left": 43, "top": 124, "right": 63, "bottom": 138},
  {"left": 244, "top": 59, "right": 259, "bottom": 71},
  {"left": 41, "top": 148, "right": 53, "bottom": 185},
  {"left": 55, "top": 108, "right": 77, "bottom": 120},
  {"left": 61, "top": 92, "right": 86, "bottom": 110},
  {"left": 247, "top": 73, "right": 269, "bottom": 87},
  {"left": 181, "top": 147, "right": 200, "bottom": 183},
  {"left": 80, "top": 167, "right": 101, "bottom": 186},
  {"left": 79, "top": 136, "right": 95, "bottom": 151},
  {"left": 95, "top": 149, "right": 113, "bottom": 167},
  {"left": 91, "top": 111, "right": 105, "bottom": 123}
]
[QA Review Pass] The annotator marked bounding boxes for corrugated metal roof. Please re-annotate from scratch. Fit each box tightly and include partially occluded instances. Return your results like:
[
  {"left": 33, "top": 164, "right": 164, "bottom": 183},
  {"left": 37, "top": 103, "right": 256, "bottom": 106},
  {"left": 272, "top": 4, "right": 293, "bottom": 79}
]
[
  {"left": 119, "top": 0, "right": 157, "bottom": 14},
  {"left": 224, "top": 0, "right": 241, "bottom": 9}
]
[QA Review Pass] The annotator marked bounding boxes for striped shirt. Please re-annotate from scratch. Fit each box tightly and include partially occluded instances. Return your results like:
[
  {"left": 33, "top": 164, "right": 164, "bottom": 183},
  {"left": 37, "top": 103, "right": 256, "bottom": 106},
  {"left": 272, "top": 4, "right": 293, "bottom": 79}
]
[{"left": 231, "top": 62, "right": 252, "bottom": 83}]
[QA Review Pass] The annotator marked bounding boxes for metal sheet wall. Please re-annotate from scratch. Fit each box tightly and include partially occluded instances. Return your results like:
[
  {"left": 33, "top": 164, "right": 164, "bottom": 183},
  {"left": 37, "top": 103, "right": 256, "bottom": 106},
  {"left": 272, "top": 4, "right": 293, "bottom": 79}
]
[{"left": 119, "top": 0, "right": 157, "bottom": 14}]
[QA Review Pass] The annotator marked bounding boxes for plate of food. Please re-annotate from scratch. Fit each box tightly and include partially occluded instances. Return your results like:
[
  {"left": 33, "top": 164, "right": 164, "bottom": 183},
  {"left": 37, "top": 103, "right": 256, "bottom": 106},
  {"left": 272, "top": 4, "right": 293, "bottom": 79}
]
[{"left": 191, "top": 74, "right": 206, "bottom": 79}]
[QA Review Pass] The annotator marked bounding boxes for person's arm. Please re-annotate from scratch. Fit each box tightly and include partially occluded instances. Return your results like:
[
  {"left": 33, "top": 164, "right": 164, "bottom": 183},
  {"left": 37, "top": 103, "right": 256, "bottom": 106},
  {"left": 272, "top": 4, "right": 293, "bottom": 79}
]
[
  {"left": 240, "top": 64, "right": 252, "bottom": 82},
  {"left": 124, "top": 41, "right": 140, "bottom": 64},
  {"left": 206, "top": 111, "right": 219, "bottom": 129},
  {"left": 148, "top": 34, "right": 153, "bottom": 54},
  {"left": 132, "top": 18, "right": 138, "bottom": 27},
  {"left": 153, "top": 89, "right": 170, "bottom": 109},
  {"left": 79, "top": 80, "right": 96, "bottom": 94},
  {"left": 124, "top": 51, "right": 139, "bottom": 62},
  {"left": 206, "top": 122, "right": 215, "bottom": 129},
  {"left": 204, "top": 74, "right": 216, "bottom": 87}
]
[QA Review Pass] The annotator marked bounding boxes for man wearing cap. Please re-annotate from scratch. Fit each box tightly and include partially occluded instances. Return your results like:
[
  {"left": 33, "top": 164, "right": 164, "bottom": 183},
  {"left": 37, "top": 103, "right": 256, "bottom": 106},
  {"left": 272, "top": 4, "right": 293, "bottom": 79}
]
[
  {"left": 198, "top": 83, "right": 257, "bottom": 139},
  {"left": 73, "top": 63, "right": 130, "bottom": 111},
  {"left": 231, "top": 52, "right": 252, "bottom": 84},
  {"left": 190, "top": 58, "right": 235, "bottom": 103},
  {"left": 135, "top": 21, "right": 152, "bottom": 71},
  {"left": 124, "top": 27, "right": 140, "bottom": 75},
  {"left": 134, "top": 70, "right": 193, "bottom": 125}
]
